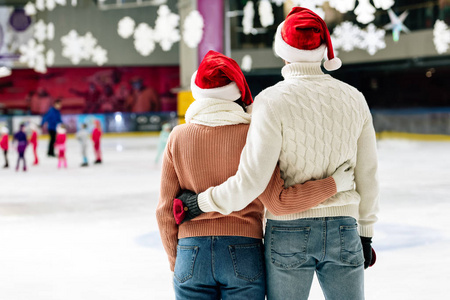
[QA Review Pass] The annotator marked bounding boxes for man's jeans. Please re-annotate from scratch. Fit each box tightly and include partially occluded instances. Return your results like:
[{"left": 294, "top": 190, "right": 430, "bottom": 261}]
[
  {"left": 265, "top": 217, "right": 365, "bottom": 300},
  {"left": 173, "top": 236, "right": 265, "bottom": 300}
]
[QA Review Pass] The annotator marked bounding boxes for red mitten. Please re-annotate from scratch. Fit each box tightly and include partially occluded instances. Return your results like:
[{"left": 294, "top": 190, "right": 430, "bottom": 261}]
[
  {"left": 173, "top": 198, "right": 186, "bottom": 225},
  {"left": 370, "top": 248, "right": 376, "bottom": 267}
]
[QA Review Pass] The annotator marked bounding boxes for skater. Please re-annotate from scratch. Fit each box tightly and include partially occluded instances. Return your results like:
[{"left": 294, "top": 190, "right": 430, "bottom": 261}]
[
  {"left": 154, "top": 123, "right": 171, "bottom": 164},
  {"left": 178, "top": 7, "right": 379, "bottom": 300},
  {"left": 156, "top": 51, "right": 355, "bottom": 300},
  {"left": 13, "top": 124, "right": 28, "bottom": 172},
  {"left": 1, "top": 126, "right": 9, "bottom": 168},
  {"left": 29, "top": 123, "right": 39, "bottom": 165},
  {"left": 76, "top": 123, "right": 89, "bottom": 167},
  {"left": 41, "top": 99, "right": 62, "bottom": 157},
  {"left": 92, "top": 120, "right": 102, "bottom": 164},
  {"left": 55, "top": 124, "right": 67, "bottom": 169}
]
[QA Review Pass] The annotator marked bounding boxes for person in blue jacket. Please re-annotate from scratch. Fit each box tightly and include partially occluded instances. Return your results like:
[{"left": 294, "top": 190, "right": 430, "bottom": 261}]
[{"left": 41, "top": 99, "right": 62, "bottom": 157}]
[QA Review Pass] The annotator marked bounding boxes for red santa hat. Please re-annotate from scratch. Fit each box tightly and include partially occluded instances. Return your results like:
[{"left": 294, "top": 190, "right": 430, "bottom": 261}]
[
  {"left": 274, "top": 7, "right": 342, "bottom": 71},
  {"left": 191, "top": 50, "right": 253, "bottom": 106}
]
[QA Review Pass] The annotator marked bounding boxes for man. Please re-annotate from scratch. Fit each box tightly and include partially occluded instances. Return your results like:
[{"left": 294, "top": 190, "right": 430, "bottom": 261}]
[
  {"left": 125, "top": 78, "right": 160, "bottom": 113},
  {"left": 178, "top": 7, "right": 379, "bottom": 300},
  {"left": 41, "top": 99, "right": 62, "bottom": 157}
]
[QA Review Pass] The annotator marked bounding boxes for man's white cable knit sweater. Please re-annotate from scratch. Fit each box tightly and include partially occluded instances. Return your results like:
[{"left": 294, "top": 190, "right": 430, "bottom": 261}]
[{"left": 197, "top": 62, "right": 379, "bottom": 237}]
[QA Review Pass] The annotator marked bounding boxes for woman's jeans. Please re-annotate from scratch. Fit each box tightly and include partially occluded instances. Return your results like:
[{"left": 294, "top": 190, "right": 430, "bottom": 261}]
[
  {"left": 265, "top": 217, "right": 365, "bottom": 300},
  {"left": 173, "top": 236, "right": 265, "bottom": 300}
]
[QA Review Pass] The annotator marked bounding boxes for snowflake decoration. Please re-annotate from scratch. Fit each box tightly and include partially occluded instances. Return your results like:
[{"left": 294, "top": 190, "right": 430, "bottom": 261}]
[
  {"left": 373, "top": 0, "right": 394, "bottom": 10},
  {"left": 354, "top": 0, "right": 376, "bottom": 24},
  {"left": 47, "top": 22, "right": 55, "bottom": 40},
  {"left": 183, "top": 10, "right": 204, "bottom": 49},
  {"left": 242, "top": 1, "right": 255, "bottom": 35},
  {"left": 241, "top": 55, "right": 252, "bottom": 72},
  {"left": 46, "top": 49, "right": 55, "bottom": 66},
  {"left": 55, "top": 0, "right": 67, "bottom": 5},
  {"left": 34, "top": 55, "right": 47, "bottom": 73},
  {"left": 34, "top": 20, "right": 48, "bottom": 43},
  {"left": 331, "top": 21, "right": 362, "bottom": 52},
  {"left": 24, "top": 2, "right": 37, "bottom": 16},
  {"left": 328, "top": 0, "right": 356, "bottom": 13},
  {"left": 118, "top": 16, "right": 135, "bottom": 39},
  {"left": 92, "top": 46, "right": 108, "bottom": 66},
  {"left": 359, "top": 23, "right": 386, "bottom": 55},
  {"left": 61, "top": 30, "right": 86, "bottom": 64},
  {"left": 272, "top": 0, "right": 284, "bottom": 6},
  {"left": 154, "top": 5, "right": 180, "bottom": 51},
  {"left": 259, "top": 0, "right": 274, "bottom": 28},
  {"left": 19, "top": 39, "right": 45, "bottom": 68},
  {"left": 433, "top": 20, "right": 450, "bottom": 54},
  {"left": 46, "top": 0, "right": 56, "bottom": 11},
  {"left": 36, "top": 0, "right": 45, "bottom": 11},
  {"left": 83, "top": 32, "right": 98, "bottom": 58},
  {"left": 292, "top": 0, "right": 326, "bottom": 19},
  {"left": 134, "top": 23, "right": 156, "bottom": 56}
]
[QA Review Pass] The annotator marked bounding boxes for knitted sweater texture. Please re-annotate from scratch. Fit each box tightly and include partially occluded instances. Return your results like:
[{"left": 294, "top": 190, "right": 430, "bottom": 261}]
[
  {"left": 156, "top": 123, "right": 337, "bottom": 271},
  {"left": 197, "top": 62, "right": 379, "bottom": 237}
]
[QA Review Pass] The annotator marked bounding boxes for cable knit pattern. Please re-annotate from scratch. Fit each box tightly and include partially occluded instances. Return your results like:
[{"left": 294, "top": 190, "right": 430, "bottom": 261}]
[{"left": 198, "top": 62, "right": 379, "bottom": 237}]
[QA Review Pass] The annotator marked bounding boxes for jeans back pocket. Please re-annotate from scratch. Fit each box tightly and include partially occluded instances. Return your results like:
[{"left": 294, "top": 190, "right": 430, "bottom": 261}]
[
  {"left": 174, "top": 245, "right": 199, "bottom": 283},
  {"left": 228, "top": 243, "right": 264, "bottom": 282},
  {"left": 340, "top": 225, "right": 364, "bottom": 266},
  {"left": 270, "top": 226, "right": 311, "bottom": 269}
]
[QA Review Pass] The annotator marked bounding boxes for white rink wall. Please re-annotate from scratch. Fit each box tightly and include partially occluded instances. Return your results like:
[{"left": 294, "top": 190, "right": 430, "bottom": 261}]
[{"left": 1, "top": 136, "right": 449, "bottom": 299}]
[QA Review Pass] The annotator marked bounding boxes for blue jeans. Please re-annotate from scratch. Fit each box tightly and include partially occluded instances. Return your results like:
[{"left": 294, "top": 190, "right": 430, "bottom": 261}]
[
  {"left": 265, "top": 217, "right": 365, "bottom": 300},
  {"left": 173, "top": 236, "right": 265, "bottom": 300}
]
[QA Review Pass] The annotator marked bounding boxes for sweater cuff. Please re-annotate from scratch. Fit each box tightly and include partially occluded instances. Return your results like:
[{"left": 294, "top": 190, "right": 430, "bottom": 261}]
[
  {"left": 358, "top": 224, "right": 374, "bottom": 237},
  {"left": 198, "top": 188, "right": 214, "bottom": 213}
]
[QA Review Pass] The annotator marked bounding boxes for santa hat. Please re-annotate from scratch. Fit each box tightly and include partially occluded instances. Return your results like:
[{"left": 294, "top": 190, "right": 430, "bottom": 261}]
[
  {"left": 191, "top": 50, "right": 253, "bottom": 106},
  {"left": 274, "top": 7, "right": 342, "bottom": 71}
]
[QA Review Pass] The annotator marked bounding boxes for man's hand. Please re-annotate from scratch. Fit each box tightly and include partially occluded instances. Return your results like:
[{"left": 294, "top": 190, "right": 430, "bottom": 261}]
[
  {"left": 173, "top": 190, "right": 204, "bottom": 225},
  {"left": 360, "top": 236, "right": 376, "bottom": 269},
  {"left": 331, "top": 162, "right": 355, "bottom": 193}
]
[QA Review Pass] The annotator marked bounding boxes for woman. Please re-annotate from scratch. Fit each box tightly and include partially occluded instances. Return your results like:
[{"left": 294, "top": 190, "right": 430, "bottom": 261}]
[{"left": 156, "top": 51, "right": 354, "bottom": 300}]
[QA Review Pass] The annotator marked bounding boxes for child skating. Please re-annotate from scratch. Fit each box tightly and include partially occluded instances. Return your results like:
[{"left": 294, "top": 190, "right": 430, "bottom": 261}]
[
  {"left": 13, "top": 124, "right": 28, "bottom": 172},
  {"left": 92, "top": 120, "right": 102, "bottom": 164},
  {"left": 55, "top": 124, "right": 67, "bottom": 169},
  {"left": 29, "top": 123, "right": 39, "bottom": 165},
  {"left": 1, "top": 126, "right": 9, "bottom": 168},
  {"left": 76, "top": 123, "right": 89, "bottom": 167}
]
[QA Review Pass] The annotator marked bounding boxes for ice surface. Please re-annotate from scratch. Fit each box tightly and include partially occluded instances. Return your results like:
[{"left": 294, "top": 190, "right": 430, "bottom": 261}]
[{"left": 1, "top": 136, "right": 449, "bottom": 299}]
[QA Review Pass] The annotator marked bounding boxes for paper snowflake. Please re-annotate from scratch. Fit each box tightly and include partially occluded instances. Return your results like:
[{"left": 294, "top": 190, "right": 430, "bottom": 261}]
[
  {"left": 34, "top": 20, "right": 48, "bottom": 43},
  {"left": 36, "top": 0, "right": 45, "bottom": 11},
  {"left": 154, "top": 5, "right": 180, "bottom": 51},
  {"left": 46, "top": 49, "right": 55, "bottom": 66},
  {"left": 92, "top": 46, "right": 108, "bottom": 66},
  {"left": 259, "top": 0, "right": 274, "bottom": 28},
  {"left": 61, "top": 30, "right": 86, "bottom": 64},
  {"left": 373, "top": 0, "right": 394, "bottom": 10},
  {"left": 47, "top": 22, "right": 55, "bottom": 40},
  {"left": 354, "top": 0, "right": 376, "bottom": 24},
  {"left": 331, "top": 21, "right": 362, "bottom": 52},
  {"left": 19, "top": 39, "right": 45, "bottom": 68},
  {"left": 241, "top": 55, "right": 252, "bottom": 72},
  {"left": 242, "top": 1, "right": 255, "bottom": 35},
  {"left": 359, "top": 23, "right": 386, "bottom": 55},
  {"left": 183, "top": 10, "right": 204, "bottom": 49},
  {"left": 24, "top": 2, "right": 37, "bottom": 16},
  {"left": 34, "top": 55, "right": 47, "bottom": 73},
  {"left": 46, "top": 0, "right": 56, "bottom": 11},
  {"left": 83, "top": 32, "right": 98, "bottom": 58},
  {"left": 134, "top": 23, "right": 156, "bottom": 56},
  {"left": 118, "top": 16, "right": 135, "bottom": 39},
  {"left": 272, "top": 0, "right": 284, "bottom": 6},
  {"left": 433, "top": 20, "right": 450, "bottom": 54},
  {"left": 328, "top": 0, "right": 356, "bottom": 13}
]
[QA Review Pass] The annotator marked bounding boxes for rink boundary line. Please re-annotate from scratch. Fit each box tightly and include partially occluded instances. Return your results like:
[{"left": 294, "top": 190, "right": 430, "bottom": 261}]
[
  {"left": 38, "top": 132, "right": 160, "bottom": 140},
  {"left": 377, "top": 131, "right": 450, "bottom": 141}
]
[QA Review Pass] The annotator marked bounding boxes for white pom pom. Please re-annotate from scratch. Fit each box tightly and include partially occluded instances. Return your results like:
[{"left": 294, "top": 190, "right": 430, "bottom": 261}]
[{"left": 323, "top": 57, "right": 342, "bottom": 71}]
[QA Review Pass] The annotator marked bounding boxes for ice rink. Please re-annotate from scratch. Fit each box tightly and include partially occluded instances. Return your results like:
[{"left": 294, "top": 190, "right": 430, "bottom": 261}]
[{"left": 1, "top": 135, "right": 449, "bottom": 300}]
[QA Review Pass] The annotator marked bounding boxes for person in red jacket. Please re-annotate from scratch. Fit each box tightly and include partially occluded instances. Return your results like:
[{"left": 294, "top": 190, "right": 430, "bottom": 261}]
[
  {"left": 29, "top": 123, "right": 39, "bottom": 165},
  {"left": 1, "top": 126, "right": 9, "bottom": 168},
  {"left": 55, "top": 124, "right": 67, "bottom": 169},
  {"left": 92, "top": 120, "right": 102, "bottom": 164}
]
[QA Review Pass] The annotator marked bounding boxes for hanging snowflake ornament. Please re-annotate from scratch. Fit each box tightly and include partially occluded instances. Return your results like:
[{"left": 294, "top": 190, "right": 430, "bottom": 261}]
[
  {"left": 182, "top": 10, "right": 204, "bottom": 49},
  {"left": 331, "top": 21, "right": 362, "bottom": 52},
  {"left": 47, "top": 22, "right": 55, "bottom": 40},
  {"left": 134, "top": 23, "right": 156, "bottom": 56},
  {"left": 92, "top": 46, "right": 108, "bottom": 66},
  {"left": 259, "top": 0, "right": 274, "bottom": 28},
  {"left": 354, "top": 0, "right": 376, "bottom": 24},
  {"left": 373, "top": 0, "right": 394, "bottom": 10},
  {"left": 61, "top": 30, "right": 86, "bottom": 64},
  {"left": 24, "top": 2, "right": 37, "bottom": 16},
  {"left": 19, "top": 39, "right": 45, "bottom": 68},
  {"left": 46, "top": 49, "right": 55, "bottom": 66},
  {"left": 34, "top": 20, "right": 48, "bottom": 43},
  {"left": 34, "top": 54, "right": 47, "bottom": 73},
  {"left": 328, "top": 0, "right": 356, "bottom": 13},
  {"left": 82, "top": 32, "right": 98, "bottom": 58},
  {"left": 272, "top": 0, "right": 284, "bottom": 6},
  {"left": 433, "top": 20, "right": 450, "bottom": 54},
  {"left": 359, "top": 23, "right": 386, "bottom": 55},
  {"left": 242, "top": 1, "right": 255, "bottom": 35},
  {"left": 118, "top": 16, "right": 135, "bottom": 39},
  {"left": 154, "top": 5, "right": 180, "bottom": 51},
  {"left": 46, "top": 0, "right": 57, "bottom": 11},
  {"left": 384, "top": 9, "right": 410, "bottom": 42},
  {"left": 35, "top": 0, "right": 45, "bottom": 11},
  {"left": 241, "top": 55, "right": 252, "bottom": 72}
]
